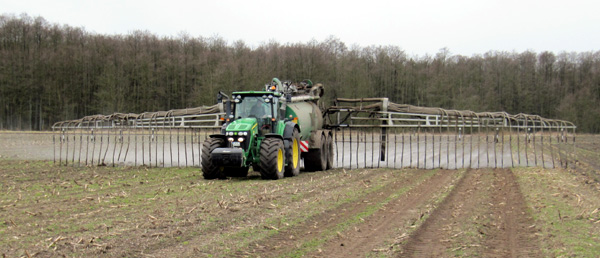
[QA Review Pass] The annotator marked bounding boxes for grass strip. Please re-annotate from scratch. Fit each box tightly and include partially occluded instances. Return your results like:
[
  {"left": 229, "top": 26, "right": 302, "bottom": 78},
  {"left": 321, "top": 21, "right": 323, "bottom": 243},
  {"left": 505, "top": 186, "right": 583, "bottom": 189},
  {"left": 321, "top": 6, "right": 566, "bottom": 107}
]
[{"left": 514, "top": 167, "right": 600, "bottom": 257}]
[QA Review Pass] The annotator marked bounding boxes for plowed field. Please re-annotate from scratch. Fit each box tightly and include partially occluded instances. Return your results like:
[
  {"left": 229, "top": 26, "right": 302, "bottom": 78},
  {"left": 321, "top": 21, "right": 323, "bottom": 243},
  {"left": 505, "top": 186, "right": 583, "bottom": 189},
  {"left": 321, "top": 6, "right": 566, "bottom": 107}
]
[{"left": 1, "top": 134, "right": 600, "bottom": 257}]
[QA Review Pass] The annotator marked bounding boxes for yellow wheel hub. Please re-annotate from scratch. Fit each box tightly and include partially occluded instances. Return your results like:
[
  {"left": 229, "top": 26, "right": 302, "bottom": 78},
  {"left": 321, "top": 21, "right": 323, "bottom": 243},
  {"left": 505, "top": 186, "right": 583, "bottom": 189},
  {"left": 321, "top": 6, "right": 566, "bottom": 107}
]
[
  {"left": 277, "top": 149, "right": 283, "bottom": 172},
  {"left": 292, "top": 138, "right": 299, "bottom": 168}
]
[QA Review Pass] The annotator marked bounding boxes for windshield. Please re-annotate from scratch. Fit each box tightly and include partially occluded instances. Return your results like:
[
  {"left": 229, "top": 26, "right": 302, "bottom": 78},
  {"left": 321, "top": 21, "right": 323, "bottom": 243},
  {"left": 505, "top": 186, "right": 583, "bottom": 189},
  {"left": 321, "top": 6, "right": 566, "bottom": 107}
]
[{"left": 233, "top": 96, "right": 273, "bottom": 119}]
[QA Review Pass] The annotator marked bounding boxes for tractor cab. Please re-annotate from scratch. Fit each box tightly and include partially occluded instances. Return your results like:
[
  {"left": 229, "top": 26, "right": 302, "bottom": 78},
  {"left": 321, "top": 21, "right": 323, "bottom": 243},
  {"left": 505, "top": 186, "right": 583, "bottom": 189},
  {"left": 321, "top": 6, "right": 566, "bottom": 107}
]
[
  {"left": 229, "top": 92, "right": 282, "bottom": 137},
  {"left": 235, "top": 96, "right": 268, "bottom": 119}
]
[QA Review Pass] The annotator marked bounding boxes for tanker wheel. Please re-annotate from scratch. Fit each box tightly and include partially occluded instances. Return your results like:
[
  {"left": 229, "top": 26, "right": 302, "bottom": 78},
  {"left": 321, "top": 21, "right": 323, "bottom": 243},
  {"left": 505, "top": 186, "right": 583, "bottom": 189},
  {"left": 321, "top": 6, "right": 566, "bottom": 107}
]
[
  {"left": 304, "top": 134, "right": 327, "bottom": 172},
  {"left": 284, "top": 128, "right": 301, "bottom": 177},
  {"left": 201, "top": 138, "right": 226, "bottom": 179},
  {"left": 326, "top": 133, "right": 334, "bottom": 169},
  {"left": 226, "top": 166, "right": 249, "bottom": 177},
  {"left": 259, "top": 138, "right": 285, "bottom": 180}
]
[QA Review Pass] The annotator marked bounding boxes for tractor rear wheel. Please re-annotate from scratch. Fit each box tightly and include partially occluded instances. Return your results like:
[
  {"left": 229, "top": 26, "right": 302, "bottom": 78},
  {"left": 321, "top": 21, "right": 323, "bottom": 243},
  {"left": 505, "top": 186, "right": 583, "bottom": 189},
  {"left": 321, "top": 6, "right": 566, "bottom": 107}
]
[
  {"left": 284, "top": 129, "right": 301, "bottom": 177},
  {"left": 259, "top": 138, "right": 285, "bottom": 180},
  {"left": 304, "top": 134, "right": 327, "bottom": 171},
  {"left": 201, "top": 138, "right": 226, "bottom": 179}
]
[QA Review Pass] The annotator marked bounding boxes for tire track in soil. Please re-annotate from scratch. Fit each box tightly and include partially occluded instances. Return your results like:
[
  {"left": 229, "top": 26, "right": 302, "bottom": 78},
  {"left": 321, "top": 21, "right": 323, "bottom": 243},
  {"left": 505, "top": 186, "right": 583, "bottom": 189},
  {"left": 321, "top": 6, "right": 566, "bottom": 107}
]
[
  {"left": 400, "top": 169, "right": 541, "bottom": 257},
  {"left": 315, "top": 169, "right": 459, "bottom": 258},
  {"left": 400, "top": 168, "right": 485, "bottom": 257},
  {"left": 142, "top": 169, "right": 385, "bottom": 257},
  {"left": 242, "top": 169, "right": 456, "bottom": 257},
  {"left": 482, "top": 169, "right": 541, "bottom": 257},
  {"left": 119, "top": 172, "right": 384, "bottom": 257}
]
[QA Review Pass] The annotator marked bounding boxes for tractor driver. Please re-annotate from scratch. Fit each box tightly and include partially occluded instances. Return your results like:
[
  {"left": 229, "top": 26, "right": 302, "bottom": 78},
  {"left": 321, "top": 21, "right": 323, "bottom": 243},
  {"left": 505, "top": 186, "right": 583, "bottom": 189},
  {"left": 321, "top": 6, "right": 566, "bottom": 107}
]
[
  {"left": 249, "top": 98, "right": 272, "bottom": 134},
  {"left": 249, "top": 99, "right": 267, "bottom": 118}
]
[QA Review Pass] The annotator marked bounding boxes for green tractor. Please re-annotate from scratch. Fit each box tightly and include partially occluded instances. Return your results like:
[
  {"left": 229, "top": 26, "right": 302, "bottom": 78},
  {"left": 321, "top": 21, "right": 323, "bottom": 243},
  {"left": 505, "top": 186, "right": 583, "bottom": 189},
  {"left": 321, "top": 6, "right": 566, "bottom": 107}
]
[{"left": 201, "top": 78, "right": 334, "bottom": 180}]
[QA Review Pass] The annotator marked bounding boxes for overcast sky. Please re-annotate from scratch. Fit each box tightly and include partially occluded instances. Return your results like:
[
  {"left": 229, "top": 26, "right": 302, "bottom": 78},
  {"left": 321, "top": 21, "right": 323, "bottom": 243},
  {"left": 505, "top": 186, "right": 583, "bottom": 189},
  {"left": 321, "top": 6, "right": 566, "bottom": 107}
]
[{"left": 3, "top": 0, "right": 599, "bottom": 57}]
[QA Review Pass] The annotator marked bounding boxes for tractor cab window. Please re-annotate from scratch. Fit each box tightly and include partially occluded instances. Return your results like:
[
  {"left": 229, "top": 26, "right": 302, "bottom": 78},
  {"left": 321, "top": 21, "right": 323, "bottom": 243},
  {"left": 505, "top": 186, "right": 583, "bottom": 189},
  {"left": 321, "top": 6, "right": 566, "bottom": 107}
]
[{"left": 233, "top": 95, "right": 275, "bottom": 119}]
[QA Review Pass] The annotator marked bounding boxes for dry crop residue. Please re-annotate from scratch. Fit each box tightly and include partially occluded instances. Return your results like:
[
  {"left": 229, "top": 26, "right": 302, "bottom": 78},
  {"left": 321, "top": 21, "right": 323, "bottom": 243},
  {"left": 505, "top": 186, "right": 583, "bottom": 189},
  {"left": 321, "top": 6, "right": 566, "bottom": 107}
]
[
  {"left": 239, "top": 169, "right": 452, "bottom": 257},
  {"left": 399, "top": 168, "right": 541, "bottom": 257},
  {"left": 315, "top": 170, "right": 459, "bottom": 257},
  {"left": 243, "top": 169, "right": 462, "bottom": 257}
]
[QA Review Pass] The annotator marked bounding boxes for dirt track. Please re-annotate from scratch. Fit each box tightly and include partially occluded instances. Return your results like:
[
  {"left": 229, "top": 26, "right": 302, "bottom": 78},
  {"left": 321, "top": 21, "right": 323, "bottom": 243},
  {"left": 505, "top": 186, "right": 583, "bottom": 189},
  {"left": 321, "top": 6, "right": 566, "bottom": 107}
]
[
  {"left": 245, "top": 169, "right": 459, "bottom": 257},
  {"left": 400, "top": 169, "right": 541, "bottom": 257}
]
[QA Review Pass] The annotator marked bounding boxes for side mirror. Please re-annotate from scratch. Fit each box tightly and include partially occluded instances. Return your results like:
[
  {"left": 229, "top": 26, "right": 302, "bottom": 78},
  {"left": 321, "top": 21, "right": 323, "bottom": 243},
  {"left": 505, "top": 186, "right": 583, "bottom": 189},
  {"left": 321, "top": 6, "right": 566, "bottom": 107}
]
[
  {"left": 217, "top": 91, "right": 230, "bottom": 103},
  {"left": 225, "top": 100, "right": 231, "bottom": 118}
]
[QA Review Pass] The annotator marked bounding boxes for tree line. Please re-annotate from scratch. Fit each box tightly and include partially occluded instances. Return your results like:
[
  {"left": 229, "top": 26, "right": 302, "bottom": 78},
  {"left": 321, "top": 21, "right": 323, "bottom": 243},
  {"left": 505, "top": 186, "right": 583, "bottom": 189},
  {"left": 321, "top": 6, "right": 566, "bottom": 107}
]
[{"left": 1, "top": 14, "right": 599, "bottom": 132}]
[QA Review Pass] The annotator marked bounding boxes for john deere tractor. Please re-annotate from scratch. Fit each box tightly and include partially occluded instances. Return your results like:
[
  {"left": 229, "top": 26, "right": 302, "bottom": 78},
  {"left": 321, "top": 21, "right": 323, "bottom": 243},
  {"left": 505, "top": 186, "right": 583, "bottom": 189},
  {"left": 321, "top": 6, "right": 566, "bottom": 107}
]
[{"left": 201, "top": 78, "right": 334, "bottom": 180}]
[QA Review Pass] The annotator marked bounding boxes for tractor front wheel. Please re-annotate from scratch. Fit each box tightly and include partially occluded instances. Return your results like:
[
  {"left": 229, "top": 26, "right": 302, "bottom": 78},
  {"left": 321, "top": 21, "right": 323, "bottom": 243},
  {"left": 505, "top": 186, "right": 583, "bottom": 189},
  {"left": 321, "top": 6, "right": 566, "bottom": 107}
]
[
  {"left": 201, "top": 138, "right": 226, "bottom": 179},
  {"left": 259, "top": 138, "right": 285, "bottom": 180}
]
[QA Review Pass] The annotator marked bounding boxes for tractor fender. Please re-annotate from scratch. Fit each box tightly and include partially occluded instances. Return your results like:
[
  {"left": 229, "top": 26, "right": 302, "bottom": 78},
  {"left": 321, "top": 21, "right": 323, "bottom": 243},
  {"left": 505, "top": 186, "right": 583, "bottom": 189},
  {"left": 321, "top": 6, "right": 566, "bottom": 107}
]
[
  {"left": 209, "top": 134, "right": 227, "bottom": 141},
  {"left": 283, "top": 122, "right": 300, "bottom": 140},
  {"left": 264, "top": 133, "right": 284, "bottom": 140}
]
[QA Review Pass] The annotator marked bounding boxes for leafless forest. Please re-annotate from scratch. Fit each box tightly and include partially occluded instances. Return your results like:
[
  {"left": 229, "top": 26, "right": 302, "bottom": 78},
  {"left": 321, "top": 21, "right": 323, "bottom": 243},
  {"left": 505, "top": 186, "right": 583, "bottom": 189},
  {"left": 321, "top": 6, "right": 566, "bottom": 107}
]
[{"left": 1, "top": 14, "right": 599, "bottom": 132}]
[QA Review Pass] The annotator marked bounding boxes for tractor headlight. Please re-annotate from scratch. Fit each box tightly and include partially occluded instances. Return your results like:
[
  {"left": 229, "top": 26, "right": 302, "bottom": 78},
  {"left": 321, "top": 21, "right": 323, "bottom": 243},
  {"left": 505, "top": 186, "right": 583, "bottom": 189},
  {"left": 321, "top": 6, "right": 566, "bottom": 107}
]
[
  {"left": 238, "top": 137, "right": 245, "bottom": 142},
  {"left": 227, "top": 131, "right": 248, "bottom": 136},
  {"left": 227, "top": 137, "right": 234, "bottom": 142}
]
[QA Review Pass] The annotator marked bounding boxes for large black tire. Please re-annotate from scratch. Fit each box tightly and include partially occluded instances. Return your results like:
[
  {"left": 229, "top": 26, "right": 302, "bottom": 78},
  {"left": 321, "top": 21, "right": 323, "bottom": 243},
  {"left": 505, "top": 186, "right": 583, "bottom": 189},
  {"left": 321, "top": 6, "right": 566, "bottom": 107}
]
[
  {"left": 304, "top": 134, "right": 327, "bottom": 172},
  {"left": 284, "top": 129, "right": 301, "bottom": 177},
  {"left": 326, "top": 133, "right": 334, "bottom": 169},
  {"left": 259, "top": 138, "right": 285, "bottom": 180},
  {"left": 201, "top": 138, "right": 226, "bottom": 179},
  {"left": 226, "top": 166, "right": 249, "bottom": 177}
]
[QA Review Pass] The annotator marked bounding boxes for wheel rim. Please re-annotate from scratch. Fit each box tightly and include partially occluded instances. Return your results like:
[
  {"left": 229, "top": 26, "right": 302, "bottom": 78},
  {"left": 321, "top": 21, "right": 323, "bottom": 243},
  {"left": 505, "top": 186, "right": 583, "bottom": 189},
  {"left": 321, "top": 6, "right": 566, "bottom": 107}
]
[
  {"left": 277, "top": 148, "right": 284, "bottom": 172},
  {"left": 292, "top": 138, "right": 299, "bottom": 168}
]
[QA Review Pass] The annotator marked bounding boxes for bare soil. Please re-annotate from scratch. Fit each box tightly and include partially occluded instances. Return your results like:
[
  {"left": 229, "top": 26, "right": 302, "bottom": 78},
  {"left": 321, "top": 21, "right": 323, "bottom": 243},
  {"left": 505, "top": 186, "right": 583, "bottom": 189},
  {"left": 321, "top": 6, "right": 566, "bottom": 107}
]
[
  {"left": 1, "top": 134, "right": 600, "bottom": 257},
  {"left": 398, "top": 169, "right": 540, "bottom": 257},
  {"left": 315, "top": 170, "right": 459, "bottom": 257}
]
